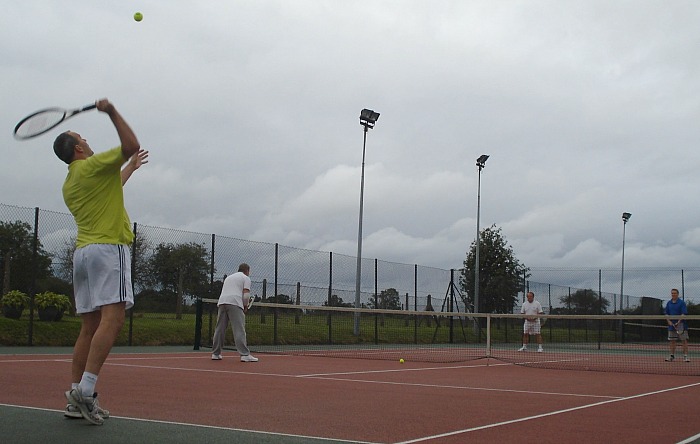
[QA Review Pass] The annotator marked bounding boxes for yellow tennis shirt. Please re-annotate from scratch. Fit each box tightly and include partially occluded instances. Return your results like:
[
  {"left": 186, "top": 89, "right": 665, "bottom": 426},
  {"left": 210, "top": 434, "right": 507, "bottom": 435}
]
[{"left": 62, "top": 146, "right": 134, "bottom": 248}]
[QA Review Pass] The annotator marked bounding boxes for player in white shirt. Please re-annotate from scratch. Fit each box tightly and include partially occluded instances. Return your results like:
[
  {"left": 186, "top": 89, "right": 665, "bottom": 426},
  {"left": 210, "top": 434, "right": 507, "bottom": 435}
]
[
  {"left": 211, "top": 263, "right": 258, "bottom": 362},
  {"left": 519, "top": 291, "right": 544, "bottom": 352}
]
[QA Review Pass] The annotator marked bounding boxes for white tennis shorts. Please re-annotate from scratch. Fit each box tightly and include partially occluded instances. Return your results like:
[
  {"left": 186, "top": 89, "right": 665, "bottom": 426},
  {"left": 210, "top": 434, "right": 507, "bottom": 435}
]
[
  {"left": 668, "top": 328, "right": 689, "bottom": 342},
  {"left": 73, "top": 244, "right": 134, "bottom": 314},
  {"left": 523, "top": 319, "right": 541, "bottom": 335}
]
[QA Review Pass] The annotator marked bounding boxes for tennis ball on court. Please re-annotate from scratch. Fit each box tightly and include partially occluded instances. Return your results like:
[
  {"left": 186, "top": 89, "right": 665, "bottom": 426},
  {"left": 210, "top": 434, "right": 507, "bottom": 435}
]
[
  {"left": 399, "top": 358, "right": 405, "bottom": 363},
  {"left": 134, "top": 12, "right": 143, "bottom": 22}
]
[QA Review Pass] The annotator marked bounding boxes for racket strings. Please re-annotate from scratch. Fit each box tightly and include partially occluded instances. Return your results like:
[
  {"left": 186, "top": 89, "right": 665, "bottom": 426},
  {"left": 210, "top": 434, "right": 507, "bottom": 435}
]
[{"left": 15, "top": 110, "right": 66, "bottom": 138}]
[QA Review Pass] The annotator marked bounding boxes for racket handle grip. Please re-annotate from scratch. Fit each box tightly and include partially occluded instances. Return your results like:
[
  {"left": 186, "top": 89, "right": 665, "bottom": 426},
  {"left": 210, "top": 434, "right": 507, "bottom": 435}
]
[{"left": 82, "top": 103, "right": 98, "bottom": 111}]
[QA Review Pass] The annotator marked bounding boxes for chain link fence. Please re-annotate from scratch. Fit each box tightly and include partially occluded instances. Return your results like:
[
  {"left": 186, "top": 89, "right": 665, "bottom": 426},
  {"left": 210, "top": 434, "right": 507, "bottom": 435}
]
[{"left": 1, "top": 203, "right": 696, "bottom": 346}]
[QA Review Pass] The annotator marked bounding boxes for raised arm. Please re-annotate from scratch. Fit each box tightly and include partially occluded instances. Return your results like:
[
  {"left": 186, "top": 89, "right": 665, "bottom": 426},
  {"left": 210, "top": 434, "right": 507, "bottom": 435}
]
[
  {"left": 95, "top": 98, "right": 140, "bottom": 160},
  {"left": 121, "top": 149, "right": 149, "bottom": 185}
]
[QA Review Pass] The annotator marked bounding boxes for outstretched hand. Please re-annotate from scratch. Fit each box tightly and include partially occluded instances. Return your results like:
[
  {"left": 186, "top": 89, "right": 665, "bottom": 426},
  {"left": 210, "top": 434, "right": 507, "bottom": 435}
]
[
  {"left": 121, "top": 149, "right": 149, "bottom": 186},
  {"left": 129, "top": 149, "right": 149, "bottom": 170}
]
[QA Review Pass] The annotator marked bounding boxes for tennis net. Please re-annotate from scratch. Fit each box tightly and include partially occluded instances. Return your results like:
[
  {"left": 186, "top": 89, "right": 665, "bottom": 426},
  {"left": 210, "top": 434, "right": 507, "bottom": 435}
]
[{"left": 194, "top": 299, "right": 699, "bottom": 376}]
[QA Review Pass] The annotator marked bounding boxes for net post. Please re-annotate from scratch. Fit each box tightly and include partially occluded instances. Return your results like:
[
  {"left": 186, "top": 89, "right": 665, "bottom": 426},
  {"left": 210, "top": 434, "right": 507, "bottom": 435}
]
[
  {"left": 193, "top": 297, "right": 203, "bottom": 350},
  {"left": 486, "top": 314, "right": 491, "bottom": 359}
]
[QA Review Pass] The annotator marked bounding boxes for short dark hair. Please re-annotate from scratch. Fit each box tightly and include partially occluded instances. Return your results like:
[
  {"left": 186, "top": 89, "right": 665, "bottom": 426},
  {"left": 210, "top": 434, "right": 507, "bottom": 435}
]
[
  {"left": 238, "top": 263, "right": 250, "bottom": 273},
  {"left": 53, "top": 132, "right": 78, "bottom": 164}
]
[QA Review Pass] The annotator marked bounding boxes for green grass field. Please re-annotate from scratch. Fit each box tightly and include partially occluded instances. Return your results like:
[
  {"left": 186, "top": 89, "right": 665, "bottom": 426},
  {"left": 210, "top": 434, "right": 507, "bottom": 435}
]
[{"left": 0, "top": 308, "right": 665, "bottom": 348}]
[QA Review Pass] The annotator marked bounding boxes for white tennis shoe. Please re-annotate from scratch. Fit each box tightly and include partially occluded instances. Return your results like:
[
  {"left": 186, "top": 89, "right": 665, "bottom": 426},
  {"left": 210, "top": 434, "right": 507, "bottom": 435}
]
[
  {"left": 240, "top": 354, "right": 259, "bottom": 362},
  {"left": 65, "top": 388, "right": 104, "bottom": 425},
  {"left": 64, "top": 393, "right": 110, "bottom": 419}
]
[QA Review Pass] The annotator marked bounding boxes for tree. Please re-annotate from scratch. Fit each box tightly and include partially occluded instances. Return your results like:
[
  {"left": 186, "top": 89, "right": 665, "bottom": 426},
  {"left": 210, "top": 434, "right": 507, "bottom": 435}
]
[
  {"left": 556, "top": 289, "right": 610, "bottom": 315},
  {"left": 267, "top": 293, "right": 293, "bottom": 304},
  {"left": 324, "top": 294, "right": 353, "bottom": 308},
  {"left": 54, "top": 238, "right": 75, "bottom": 283},
  {"left": 0, "top": 221, "right": 53, "bottom": 295},
  {"left": 133, "top": 288, "right": 178, "bottom": 313},
  {"left": 460, "top": 225, "right": 529, "bottom": 314},
  {"left": 145, "top": 242, "right": 211, "bottom": 319},
  {"left": 369, "top": 288, "right": 401, "bottom": 310}
]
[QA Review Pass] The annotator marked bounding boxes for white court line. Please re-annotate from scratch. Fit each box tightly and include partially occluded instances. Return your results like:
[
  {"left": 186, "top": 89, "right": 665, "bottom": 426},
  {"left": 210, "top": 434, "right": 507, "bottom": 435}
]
[
  {"left": 0, "top": 353, "right": 666, "bottom": 401},
  {"left": 299, "top": 376, "right": 619, "bottom": 399},
  {"left": 0, "top": 403, "right": 378, "bottom": 444},
  {"left": 393, "top": 381, "right": 700, "bottom": 444},
  {"left": 0, "top": 352, "right": 292, "bottom": 363},
  {"left": 103, "top": 361, "right": 617, "bottom": 400},
  {"left": 677, "top": 432, "right": 700, "bottom": 444},
  {"left": 297, "top": 357, "right": 588, "bottom": 378},
  {"left": 297, "top": 360, "right": 513, "bottom": 377}
]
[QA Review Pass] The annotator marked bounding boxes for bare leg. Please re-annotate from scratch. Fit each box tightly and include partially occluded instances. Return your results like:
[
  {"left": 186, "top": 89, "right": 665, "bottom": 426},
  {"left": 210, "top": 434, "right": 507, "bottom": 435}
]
[
  {"left": 84, "top": 302, "right": 126, "bottom": 375},
  {"left": 71, "top": 311, "right": 101, "bottom": 383}
]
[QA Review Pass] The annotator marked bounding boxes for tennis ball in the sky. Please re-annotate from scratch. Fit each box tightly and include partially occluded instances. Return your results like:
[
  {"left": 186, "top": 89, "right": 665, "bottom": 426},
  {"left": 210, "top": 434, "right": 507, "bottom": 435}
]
[
  {"left": 399, "top": 358, "right": 405, "bottom": 363},
  {"left": 134, "top": 12, "right": 143, "bottom": 22}
]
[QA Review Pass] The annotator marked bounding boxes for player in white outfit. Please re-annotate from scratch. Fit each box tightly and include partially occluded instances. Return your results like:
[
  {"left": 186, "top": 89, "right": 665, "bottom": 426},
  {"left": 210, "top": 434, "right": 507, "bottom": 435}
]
[
  {"left": 211, "top": 263, "right": 258, "bottom": 362},
  {"left": 519, "top": 291, "right": 544, "bottom": 352}
]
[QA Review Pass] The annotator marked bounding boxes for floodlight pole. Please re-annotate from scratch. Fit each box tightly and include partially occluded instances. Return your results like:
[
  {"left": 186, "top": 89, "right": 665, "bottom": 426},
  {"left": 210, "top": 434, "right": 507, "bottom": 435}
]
[
  {"left": 354, "top": 109, "right": 379, "bottom": 336},
  {"left": 619, "top": 212, "right": 631, "bottom": 312},
  {"left": 474, "top": 155, "right": 489, "bottom": 314}
]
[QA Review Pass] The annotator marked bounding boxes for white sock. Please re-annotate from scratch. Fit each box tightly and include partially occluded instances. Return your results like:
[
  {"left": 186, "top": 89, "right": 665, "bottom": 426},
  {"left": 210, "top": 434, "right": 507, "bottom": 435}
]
[
  {"left": 79, "top": 372, "right": 98, "bottom": 397},
  {"left": 71, "top": 382, "right": 79, "bottom": 390}
]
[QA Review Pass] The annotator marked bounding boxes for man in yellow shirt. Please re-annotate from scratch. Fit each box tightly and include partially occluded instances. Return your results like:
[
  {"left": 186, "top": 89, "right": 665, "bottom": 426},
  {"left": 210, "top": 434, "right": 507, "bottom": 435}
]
[{"left": 54, "top": 99, "right": 146, "bottom": 425}]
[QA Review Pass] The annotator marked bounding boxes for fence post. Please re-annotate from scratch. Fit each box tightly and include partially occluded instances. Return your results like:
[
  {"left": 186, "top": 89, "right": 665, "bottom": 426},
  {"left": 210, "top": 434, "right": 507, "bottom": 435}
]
[
  {"left": 261, "top": 279, "right": 267, "bottom": 324},
  {"left": 328, "top": 252, "right": 332, "bottom": 306},
  {"left": 682, "top": 269, "right": 685, "bottom": 300},
  {"left": 414, "top": 264, "right": 418, "bottom": 344},
  {"left": 548, "top": 283, "right": 552, "bottom": 343},
  {"left": 404, "top": 292, "right": 409, "bottom": 327},
  {"left": 273, "top": 244, "right": 278, "bottom": 345},
  {"left": 27, "top": 207, "right": 39, "bottom": 346},
  {"left": 598, "top": 269, "right": 602, "bottom": 349},
  {"left": 295, "top": 282, "right": 300, "bottom": 324},
  {"left": 128, "top": 222, "right": 137, "bottom": 346},
  {"left": 327, "top": 252, "right": 332, "bottom": 340},
  {"left": 210, "top": 234, "right": 215, "bottom": 301},
  {"left": 374, "top": 258, "right": 378, "bottom": 344}
]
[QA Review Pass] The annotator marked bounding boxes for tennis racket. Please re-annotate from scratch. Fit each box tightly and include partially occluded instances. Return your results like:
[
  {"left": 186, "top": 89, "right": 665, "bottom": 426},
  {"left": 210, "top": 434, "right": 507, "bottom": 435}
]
[
  {"left": 674, "top": 322, "right": 685, "bottom": 337},
  {"left": 13, "top": 103, "right": 97, "bottom": 140},
  {"left": 246, "top": 294, "right": 255, "bottom": 310}
]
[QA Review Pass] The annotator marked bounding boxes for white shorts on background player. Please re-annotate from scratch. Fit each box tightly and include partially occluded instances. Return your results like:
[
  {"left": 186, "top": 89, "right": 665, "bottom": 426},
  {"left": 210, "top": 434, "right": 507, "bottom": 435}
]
[
  {"left": 73, "top": 244, "right": 134, "bottom": 314},
  {"left": 523, "top": 319, "right": 542, "bottom": 335}
]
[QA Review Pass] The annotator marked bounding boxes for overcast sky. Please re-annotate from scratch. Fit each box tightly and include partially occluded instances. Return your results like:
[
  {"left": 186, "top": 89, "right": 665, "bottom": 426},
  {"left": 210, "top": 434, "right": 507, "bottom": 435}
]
[{"left": 3, "top": 1, "right": 700, "bottom": 300}]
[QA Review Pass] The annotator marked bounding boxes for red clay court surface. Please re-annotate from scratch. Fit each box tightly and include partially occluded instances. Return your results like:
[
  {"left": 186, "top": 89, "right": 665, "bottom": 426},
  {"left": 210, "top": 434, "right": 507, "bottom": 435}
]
[{"left": 1, "top": 347, "right": 699, "bottom": 444}]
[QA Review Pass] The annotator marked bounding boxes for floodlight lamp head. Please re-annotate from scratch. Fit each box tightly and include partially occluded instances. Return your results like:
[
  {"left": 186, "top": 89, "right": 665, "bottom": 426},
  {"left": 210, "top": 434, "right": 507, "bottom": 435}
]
[
  {"left": 476, "top": 154, "right": 489, "bottom": 168},
  {"left": 622, "top": 212, "right": 631, "bottom": 223},
  {"left": 360, "top": 109, "right": 380, "bottom": 129}
]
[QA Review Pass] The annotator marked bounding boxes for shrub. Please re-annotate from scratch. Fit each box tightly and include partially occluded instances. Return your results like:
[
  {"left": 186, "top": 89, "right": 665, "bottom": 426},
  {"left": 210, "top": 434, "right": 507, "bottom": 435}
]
[
  {"left": 35, "top": 292, "right": 72, "bottom": 311},
  {"left": 1, "top": 290, "right": 29, "bottom": 308}
]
